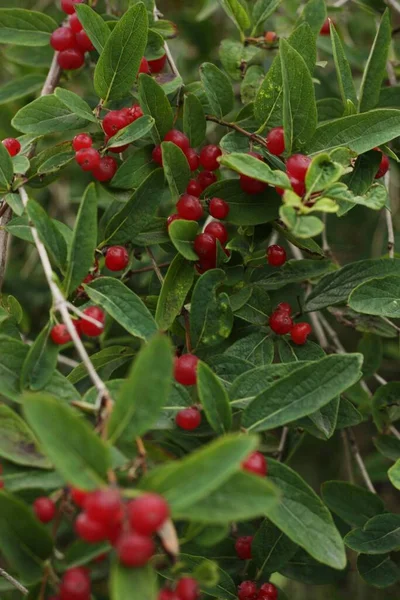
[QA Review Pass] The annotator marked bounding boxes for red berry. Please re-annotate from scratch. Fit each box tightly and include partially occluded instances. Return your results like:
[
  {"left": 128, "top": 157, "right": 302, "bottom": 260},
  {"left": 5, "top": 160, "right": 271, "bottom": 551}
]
[
  {"left": 93, "top": 552, "right": 108, "bottom": 563},
  {"left": 72, "top": 133, "right": 92, "bottom": 152},
  {"left": 199, "top": 145, "right": 222, "bottom": 171},
  {"left": 242, "top": 451, "right": 268, "bottom": 477},
  {"left": 159, "top": 590, "right": 179, "bottom": 600},
  {"left": 266, "top": 127, "right": 285, "bottom": 156},
  {"left": 116, "top": 532, "right": 155, "bottom": 567},
  {"left": 197, "top": 170, "right": 217, "bottom": 190},
  {"left": 164, "top": 129, "right": 190, "bottom": 152},
  {"left": 265, "top": 31, "right": 277, "bottom": 43},
  {"left": 375, "top": 153, "right": 390, "bottom": 179},
  {"left": 61, "top": 0, "right": 84, "bottom": 14},
  {"left": 103, "top": 110, "right": 129, "bottom": 137},
  {"left": 167, "top": 213, "right": 181, "bottom": 228},
  {"left": 70, "top": 487, "right": 89, "bottom": 507},
  {"left": 59, "top": 568, "right": 90, "bottom": 600},
  {"left": 269, "top": 310, "right": 293, "bottom": 335},
  {"left": 139, "top": 57, "right": 150, "bottom": 74},
  {"left": 175, "top": 578, "right": 200, "bottom": 600},
  {"left": 195, "top": 258, "right": 216, "bottom": 274},
  {"left": 80, "top": 306, "right": 105, "bottom": 337},
  {"left": 2, "top": 137, "right": 21, "bottom": 157},
  {"left": 0, "top": 481, "right": 4, "bottom": 489},
  {"left": 240, "top": 174, "right": 267, "bottom": 195},
  {"left": 84, "top": 489, "right": 122, "bottom": 524},
  {"left": 75, "top": 30, "right": 94, "bottom": 52},
  {"left": 286, "top": 154, "right": 311, "bottom": 181},
  {"left": 259, "top": 583, "right": 278, "bottom": 600},
  {"left": 238, "top": 581, "right": 258, "bottom": 600},
  {"left": 107, "top": 519, "right": 123, "bottom": 546},
  {"left": 186, "top": 179, "right": 202, "bottom": 196},
  {"left": 75, "top": 148, "right": 100, "bottom": 171},
  {"left": 50, "top": 26, "right": 76, "bottom": 51},
  {"left": 290, "top": 322, "right": 312, "bottom": 345},
  {"left": 152, "top": 145, "right": 163, "bottom": 165},
  {"left": 105, "top": 246, "right": 129, "bottom": 271},
  {"left": 320, "top": 18, "right": 331, "bottom": 36},
  {"left": 176, "top": 407, "right": 202, "bottom": 430},
  {"left": 75, "top": 512, "right": 109, "bottom": 543},
  {"left": 50, "top": 324, "right": 71, "bottom": 345},
  {"left": 58, "top": 48, "right": 85, "bottom": 70},
  {"left": 276, "top": 302, "right": 291, "bottom": 314},
  {"left": 289, "top": 175, "right": 306, "bottom": 197},
  {"left": 176, "top": 194, "right": 203, "bottom": 220},
  {"left": 92, "top": 156, "right": 118, "bottom": 182},
  {"left": 128, "top": 493, "right": 169, "bottom": 535},
  {"left": 267, "top": 245, "right": 286, "bottom": 267},
  {"left": 185, "top": 148, "right": 200, "bottom": 171},
  {"left": 148, "top": 54, "right": 167, "bottom": 73},
  {"left": 204, "top": 221, "right": 228, "bottom": 245},
  {"left": 33, "top": 497, "right": 56, "bottom": 523},
  {"left": 174, "top": 354, "right": 199, "bottom": 386},
  {"left": 209, "top": 197, "right": 229, "bottom": 219},
  {"left": 128, "top": 104, "right": 144, "bottom": 121},
  {"left": 69, "top": 13, "right": 83, "bottom": 32},
  {"left": 194, "top": 233, "right": 217, "bottom": 261},
  {"left": 235, "top": 536, "right": 253, "bottom": 560}
]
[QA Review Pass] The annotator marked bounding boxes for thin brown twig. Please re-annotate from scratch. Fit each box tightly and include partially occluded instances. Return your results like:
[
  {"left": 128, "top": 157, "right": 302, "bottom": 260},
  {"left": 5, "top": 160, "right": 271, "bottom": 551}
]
[
  {"left": 126, "top": 262, "right": 171, "bottom": 276},
  {"left": 277, "top": 426, "right": 289, "bottom": 462},
  {"left": 0, "top": 568, "right": 28, "bottom": 595},
  {"left": 345, "top": 429, "right": 377, "bottom": 494},
  {"left": 205, "top": 115, "right": 270, "bottom": 149},
  {"left": 146, "top": 247, "right": 164, "bottom": 284}
]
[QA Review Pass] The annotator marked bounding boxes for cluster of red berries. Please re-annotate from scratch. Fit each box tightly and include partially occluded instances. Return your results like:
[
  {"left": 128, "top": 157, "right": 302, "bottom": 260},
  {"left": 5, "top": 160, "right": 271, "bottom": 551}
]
[
  {"left": 2, "top": 137, "right": 21, "bottom": 157},
  {"left": 102, "top": 104, "right": 144, "bottom": 152},
  {"left": 159, "top": 578, "right": 200, "bottom": 600},
  {"left": 238, "top": 581, "right": 278, "bottom": 600},
  {"left": 73, "top": 133, "right": 117, "bottom": 182},
  {"left": 51, "top": 2, "right": 94, "bottom": 70},
  {"left": 269, "top": 303, "right": 312, "bottom": 345},
  {"left": 50, "top": 306, "right": 105, "bottom": 345}
]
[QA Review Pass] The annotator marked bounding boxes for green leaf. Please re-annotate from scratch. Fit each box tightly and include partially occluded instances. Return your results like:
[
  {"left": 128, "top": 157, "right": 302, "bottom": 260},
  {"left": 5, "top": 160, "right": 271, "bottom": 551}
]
[
  {"left": 12, "top": 155, "right": 30, "bottom": 175},
  {"left": 225, "top": 331, "right": 274, "bottom": 366},
  {"left": 218, "top": 0, "right": 250, "bottom": 33},
  {"left": 0, "top": 336, "right": 30, "bottom": 401},
  {"left": 190, "top": 269, "right": 234, "bottom": 349},
  {"left": 234, "top": 286, "right": 271, "bottom": 325},
  {"left": 358, "top": 553, "right": 400, "bottom": 589},
  {"left": 297, "top": 0, "right": 326, "bottom": 36},
  {"left": 85, "top": 277, "right": 157, "bottom": 341},
  {"left": 200, "top": 62, "right": 234, "bottom": 117},
  {"left": 374, "top": 435, "right": 400, "bottom": 461},
  {"left": 0, "top": 404, "right": 51, "bottom": 468},
  {"left": 94, "top": 4, "right": 148, "bottom": 102},
  {"left": 280, "top": 548, "right": 339, "bottom": 585},
  {"left": 23, "top": 392, "right": 110, "bottom": 490},
  {"left": 349, "top": 276, "right": 400, "bottom": 318},
  {"left": 155, "top": 254, "right": 194, "bottom": 330},
  {"left": 305, "top": 258, "right": 400, "bottom": 311},
  {"left": 54, "top": 88, "right": 98, "bottom": 123},
  {"left": 0, "top": 9, "right": 57, "bottom": 46},
  {"left": 0, "top": 74, "right": 44, "bottom": 105},
  {"left": 252, "top": 519, "right": 298, "bottom": 575},
  {"left": 110, "top": 146, "right": 157, "bottom": 190},
  {"left": 27, "top": 198, "right": 67, "bottom": 271},
  {"left": 345, "top": 514, "right": 400, "bottom": 554},
  {"left": 168, "top": 219, "right": 199, "bottom": 261},
  {"left": 68, "top": 346, "right": 135, "bottom": 384},
  {"left": 0, "top": 139, "right": 14, "bottom": 193},
  {"left": 220, "top": 153, "right": 290, "bottom": 187},
  {"left": 388, "top": 459, "right": 400, "bottom": 491},
  {"left": 179, "top": 554, "right": 236, "bottom": 599},
  {"left": 305, "top": 153, "right": 343, "bottom": 194},
  {"left": 0, "top": 491, "right": 53, "bottom": 584},
  {"left": 372, "top": 382, "right": 400, "bottom": 432},
  {"left": 198, "top": 361, "right": 232, "bottom": 434},
  {"left": 321, "top": 481, "right": 385, "bottom": 527},
  {"left": 162, "top": 141, "right": 191, "bottom": 200},
  {"left": 111, "top": 563, "right": 157, "bottom": 600},
  {"left": 330, "top": 24, "right": 357, "bottom": 108},
  {"left": 20, "top": 323, "right": 58, "bottom": 391},
  {"left": 252, "top": 0, "right": 282, "bottom": 35},
  {"left": 219, "top": 40, "right": 259, "bottom": 82},
  {"left": 183, "top": 93, "right": 207, "bottom": 147},
  {"left": 64, "top": 183, "right": 97, "bottom": 296},
  {"left": 359, "top": 10, "right": 391, "bottom": 113},
  {"left": 140, "top": 433, "right": 258, "bottom": 510},
  {"left": 75, "top": 4, "right": 110, "bottom": 54},
  {"left": 242, "top": 353, "right": 363, "bottom": 432},
  {"left": 108, "top": 334, "right": 173, "bottom": 443},
  {"left": 106, "top": 115, "right": 154, "bottom": 148},
  {"left": 255, "top": 258, "right": 334, "bottom": 290},
  {"left": 138, "top": 74, "right": 174, "bottom": 142},
  {"left": 12, "top": 95, "right": 89, "bottom": 135},
  {"left": 265, "top": 459, "right": 346, "bottom": 570}
]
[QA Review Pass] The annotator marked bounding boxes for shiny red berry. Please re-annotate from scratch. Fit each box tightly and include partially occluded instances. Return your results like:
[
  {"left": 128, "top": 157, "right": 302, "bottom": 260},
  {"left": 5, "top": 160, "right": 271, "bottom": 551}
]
[
  {"left": 2, "top": 137, "right": 21, "bottom": 157},
  {"left": 204, "top": 221, "right": 228, "bottom": 245},
  {"left": 199, "top": 145, "right": 222, "bottom": 171},
  {"left": 75, "top": 30, "right": 94, "bottom": 52},
  {"left": 50, "top": 26, "right": 76, "bottom": 51},
  {"left": 265, "top": 31, "right": 277, "bottom": 43},
  {"left": 69, "top": 13, "right": 83, "bottom": 32},
  {"left": 152, "top": 145, "right": 163, "bottom": 165},
  {"left": 291, "top": 322, "right": 312, "bottom": 345},
  {"left": 75, "top": 512, "right": 109, "bottom": 543},
  {"left": 289, "top": 175, "right": 306, "bottom": 197},
  {"left": 174, "top": 354, "right": 199, "bottom": 386},
  {"left": 176, "top": 407, "right": 202, "bottom": 430},
  {"left": 185, "top": 148, "right": 200, "bottom": 171},
  {"left": 72, "top": 133, "right": 92, "bottom": 152},
  {"left": 103, "top": 110, "right": 129, "bottom": 137},
  {"left": 59, "top": 568, "right": 90, "bottom": 600},
  {"left": 194, "top": 233, "right": 217, "bottom": 261},
  {"left": 242, "top": 451, "right": 268, "bottom": 477},
  {"left": 139, "top": 57, "right": 150, "bottom": 74},
  {"left": 259, "top": 583, "right": 278, "bottom": 600},
  {"left": 159, "top": 590, "right": 179, "bottom": 600},
  {"left": 116, "top": 533, "right": 155, "bottom": 567},
  {"left": 80, "top": 306, "right": 105, "bottom": 337},
  {"left": 128, "top": 493, "right": 169, "bottom": 535},
  {"left": 105, "top": 246, "right": 129, "bottom": 271},
  {"left": 175, "top": 578, "right": 200, "bottom": 600},
  {"left": 375, "top": 153, "right": 390, "bottom": 179},
  {"left": 75, "top": 148, "right": 100, "bottom": 171},
  {"left": 235, "top": 536, "right": 253, "bottom": 560},
  {"left": 176, "top": 194, "right": 203, "bottom": 220},
  {"left": 266, "top": 127, "right": 285, "bottom": 156},
  {"left": 167, "top": 213, "right": 181, "bottom": 228},
  {"left": 240, "top": 174, "right": 267, "bottom": 195},
  {"left": 148, "top": 53, "right": 167, "bottom": 73},
  {"left": 84, "top": 488, "right": 122, "bottom": 524},
  {"left": 61, "top": 0, "right": 84, "bottom": 14},
  {"left": 33, "top": 497, "right": 56, "bottom": 523},
  {"left": 70, "top": 487, "right": 89, "bottom": 507},
  {"left": 276, "top": 302, "right": 291, "bottom": 314},
  {"left": 92, "top": 156, "right": 118, "bottom": 182},
  {"left": 238, "top": 581, "right": 258, "bottom": 600},
  {"left": 286, "top": 154, "right": 311, "bottom": 181},
  {"left": 57, "top": 48, "right": 85, "bottom": 70},
  {"left": 186, "top": 179, "right": 202, "bottom": 196},
  {"left": 50, "top": 324, "right": 71, "bottom": 345},
  {"left": 209, "top": 197, "right": 229, "bottom": 219},
  {"left": 269, "top": 310, "right": 293, "bottom": 335},
  {"left": 267, "top": 245, "right": 286, "bottom": 267},
  {"left": 164, "top": 129, "right": 190, "bottom": 152},
  {"left": 195, "top": 258, "right": 216, "bottom": 274},
  {"left": 320, "top": 18, "right": 331, "bottom": 36},
  {"left": 197, "top": 170, "right": 217, "bottom": 190}
]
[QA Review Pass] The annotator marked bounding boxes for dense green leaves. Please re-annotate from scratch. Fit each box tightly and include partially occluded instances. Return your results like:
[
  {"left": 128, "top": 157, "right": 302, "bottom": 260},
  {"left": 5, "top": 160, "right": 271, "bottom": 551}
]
[
  {"left": 183, "top": 93, "right": 206, "bottom": 147},
  {"left": 155, "top": 254, "right": 194, "bottom": 330},
  {"left": 162, "top": 141, "right": 191, "bottom": 199},
  {"left": 197, "top": 361, "right": 232, "bottom": 434},
  {"left": 219, "top": 0, "right": 251, "bottom": 33},
  {"left": 75, "top": 4, "right": 110, "bottom": 53},
  {"left": 0, "top": 9, "right": 57, "bottom": 46},
  {"left": 168, "top": 219, "right": 199, "bottom": 261},
  {"left": 321, "top": 481, "right": 384, "bottom": 527},
  {"left": 200, "top": 62, "right": 234, "bottom": 117},
  {"left": 12, "top": 95, "right": 89, "bottom": 135},
  {"left": 345, "top": 514, "right": 400, "bottom": 554},
  {"left": 0, "top": 74, "right": 44, "bottom": 105},
  {"left": 27, "top": 198, "right": 67, "bottom": 271},
  {"left": 0, "top": 404, "right": 51, "bottom": 468},
  {"left": 138, "top": 74, "right": 174, "bottom": 142},
  {"left": 330, "top": 24, "right": 357, "bottom": 108},
  {"left": 253, "top": 519, "right": 298, "bottom": 575}
]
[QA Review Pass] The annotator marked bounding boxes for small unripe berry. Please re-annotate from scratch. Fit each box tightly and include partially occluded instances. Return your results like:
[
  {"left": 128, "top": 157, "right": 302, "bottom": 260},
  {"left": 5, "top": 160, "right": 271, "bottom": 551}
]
[
  {"left": 75, "top": 511, "right": 109, "bottom": 543},
  {"left": 197, "top": 170, "right": 217, "bottom": 190},
  {"left": 176, "top": 407, "right": 202, "bottom": 430},
  {"left": 116, "top": 532, "right": 155, "bottom": 567},
  {"left": 75, "top": 30, "right": 94, "bottom": 52},
  {"left": 164, "top": 129, "right": 190, "bottom": 152},
  {"left": 235, "top": 536, "right": 253, "bottom": 560},
  {"left": 259, "top": 583, "right": 278, "bottom": 600},
  {"left": 186, "top": 179, "right": 202, "bottom": 196},
  {"left": 105, "top": 246, "right": 129, "bottom": 271},
  {"left": 174, "top": 354, "right": 199, "bottom": 386},
  {"left": 167, "top": 213, "right": 181, "bottom": 228},
  {"left": 57, "top": 48, "right": 85, "bottom": 70},
  {"left": 320, "top": 18, "right": 331, "bottom": 36},
  {"left": 59, "top": 567, "right": 90, "bottom": 600},
  {"left": 139, "top": 57, "right": 150, "bottom": 74},
  {"left": 286, "top": 154, "right": 311, "bottom": 181},
  {"left": 50, "top": 27, "right": 76, "bottom": 51},
  {"left": 209, "top": 197, "right": 229, "bottom": 219},
  {"left": 72, "top": 133, "right": 92, "bottom": 152},
  {"left": 80, "top": 306, "right": 105, "bottom": 337},
  {"left": 242, "top": 451, "right": 268, "bottom": 477},
  {"left": 267, "top": 245, "right": 286, "bottom": 267},
  {"left": 176, "top": 194, "right": 203, "bottom": 221},
  {"left": 266, "top": 127, "right": 285, "bottom": 156},
  {"left": 92, "top": 156, "right": 118, "bottom": 182},
  {"left": 199, "top": 145, "right": 222, "bottom": 171},
  {"left": 204, "top": 221, "right": 228, "bottom": 245},
  {"left": 50, "top": 324, "right": 72, "bottom": 345},
  {"left": 33, "top": 497, "right": 56, "bottom": 523},
  {"left": 75, "top": 148, "right": 100, "bottom": 171},
  {"left": 290, "top": 322, "right": 312, "bottom": 345},
  {"left": 185, "top": 148, "right": 200, "bottom": 171},
  {"left": 61, "top": 0, "right": 84, "bottom": 14},
  {"left": 269, "top": 310, "right": 293, "bottom": 335},
  {"left": 2, "top": 138, "right": 21, "bottom": 157},
  {"left": 238, "top": 581, "right": 258, "bottom": 600},
  {"left": 194, "top": 233, "right": 217, "bottom": 261},
  {"left": 69, "top": 13, "right": 83, "bottom": 32},
  {"left": 148, "top": 53, "right": 167, "bottom": 73},
  {"left": 264, "top": 31, "right": 277, "bottom": 43},
  {"left": 175, "top": 578, "right": 200, "bottom": 600},
  {"left": 127, "top": 493, "right": 170, "bottom": 535}
]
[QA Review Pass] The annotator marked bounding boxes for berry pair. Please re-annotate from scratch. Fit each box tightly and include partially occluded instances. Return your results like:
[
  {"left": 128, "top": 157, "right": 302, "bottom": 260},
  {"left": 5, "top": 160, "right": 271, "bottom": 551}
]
[
  {"left": 194, "top": 221, "right": 229, "bottom": 272},
  {"left": 269, "top": 303, "right": 312, "bottom": 345},
  {"left": 187, "top": 170, "right": 217, "bottom": 194},
  {"left": 159, "top": 578, "right": 200, "bottom": 600},
  {"left": 50, "top": 306, "right": 105, "bottom": 345},
  {"left": 2, "top": 137, "right": 21, "bottom": 157},
  {"left": 51, "top": 9, "right": 94, "bottom": 71},
  {"left": 102, "top": 104, "right": 143, "bottom": 153},
  {"left": 174, "top": 354, "right": 202, "bottom": 430},
  {"left": 238, "top": 581, "right": 277, "bottom": 600},
  {"left": 73, "top": 133, "right": 118, "bottom": 182}
]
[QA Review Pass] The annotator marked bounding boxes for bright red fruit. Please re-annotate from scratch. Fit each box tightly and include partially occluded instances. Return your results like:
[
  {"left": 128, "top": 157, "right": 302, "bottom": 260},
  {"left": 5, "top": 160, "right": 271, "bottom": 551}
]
[
  {"left": 139, "top": 57, "right": 150, "bottom": 74},
  {"left": 80, "top": 306, "right": 105, "bottom": 337},
  {"left": 159, "top": 590, "right": 179, "bottom": 600},
  {"left": 167, "top": 213, "right": 181, "bottom": 228},
  {"left": 199, "top": 145, "right": 222, "bottom": 171},
  {"left": 33, "top": 497, "right": 56, "bottom": 523},
  {"left": 50, "top": 324, "right": 71, "bottom": 345},
  {"left": 75, "top": 511, "right": 109, "bottom": 543},
  {"left": 58, "top": 48, "right": 85, "bottom": 70},
  {"left": 266, "top": 127, "right": 285, "bottom": 156},
  {"left": 70, "top": 487, "right": 89, "bottom": 507},
  {"left": 61, "top": 0, "right": 84, "bottom": 15},
  {"left": 84, "top": 488, "right": 122, "bottom": 523},
  {"left": 59, "top": 568, "right": 90, "bottom": 600},
  {"left": 2, "top": 137, "right": 21, "bottom": 157},
  {"left": 265, "top": 31, "right": 277, "bottom": 43},
  {"left": 194, "top": 233, "right": 217, "bottom": 260},
  {"left": 128, "top": 493, "right": 169, "bottom": 535},
  {"left": 75, "top": 30, "right": 94, "bottom": 52},
  {"left": 152, "top": 145, "right": 163, "bottom": 165},
  {"left": 185, "top": 148, "right": 200, "bottom": 171},
  {"left": 204, "top": 221, "right": 228, "bottom": 245},
  {"left": 197, "top": 170, "right": 217, "bottom": 190},
  {"left": 72, "top": 133, "right": 92, "bottom": 152},
  {"left": 69, "top": 13, "right": 83, "bottom": 32},
  {"left": 235, "top": 536, "right": 253, "bottom": 560},
  {"left": 320, "top": 18, "right": 331, "bottom": 36},
  {"left": 164, "top": 129, "right": 190, "bottom": 152},
  {"left": 116, "top": 533, "right": 155, "bottom": 567},
  {"left": 289, "top": 175, "right": 306, "bottom": 197},
  {"left": 50, "top": 27, "right": 76, "bottom": 51},
  {"left": 195, "top": 258, "right": 216, "bottom": 274},
  {"left": 75, "top": 148, "right": 100, "bottom": 171},
  {"left": 240, "top": 174, "right": 267, "bottom": 195},
  {"left": 92, "top": 156, "right": 118, "bottom": 181},
  {"left": 267, "top": 244, "right": 286, "bottom": 267},
  {"left": 209, "top": 197, "right": 229, "bottom": 219},
  {"left": 291, "top": 322, "right": 312, "bottom": 345},
  {"left": 276, "top": 302, "right": 291, "bottom": 314},
  {"left": 148, "top": 53, "right": 167, "bottom": 73},
  {"left": 269, "top": 310, "right": 293, "bottom": 335},
  {"left": 186, "top": 179, "right": 202, "bottom": 196},
  {"left": 242, "top": 451, "right": 268, "bottom": 476},
  {"left": 174, "top": 354, "right": 199, "bottom": 386},
  {"left": 176, "top": 407, "right": 202, "bottom": 430},
  {"left": 286, "top": 154, "right": 311, "bottom": 181},
  {"left": 105, "top": 246, "right": 129, "bottom": 271},
  {"left": 259, "top": 583, "right": 278, "bottom": 600},
  {"left": 175, "top": 578, "right": 200, "bottom": 600},
  {"left": 176, "top": 194, "right": 203, "bottom": 220},
  {"left": 238, "top": 581, "right": 258, "bottom": 600},
  {"left": 103, "top": 110, "right": 129, "bottom": 136},
  {"left": 375, "top": 153, "right": 390, "bottom": 179}
]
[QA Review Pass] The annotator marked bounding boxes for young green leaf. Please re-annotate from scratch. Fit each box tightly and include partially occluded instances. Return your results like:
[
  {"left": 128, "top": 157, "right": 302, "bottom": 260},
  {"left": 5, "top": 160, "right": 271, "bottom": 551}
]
[
  {"left": 296, "top": 0, "right": 326, "bottom": 36},
  {"left": 155, "top": 254, "right": 194, "bottom": 330},
  {"left": 251, "top": 0, "right": 282, "bottom": 35},
  {"left": 218, "top": 0, "right": 251, "bottom": 33},
  {"left": 161, "top": 141, "right": 191, "bottom": 200},
  {"left": 200, "top": 62, "right": 234, "bottom": 117},
  {"left": 219, "top": 153, "right": 290, "bottom": 188},
  {"left": 348, "top": 276, "right": 400, "bottom": 318},
  {"left": 305, "top": 153, "right": 343, "bottom": 194},
  {"left": 183, "top": 93, "right": 207, "bottom": 147},
  {"left": 168, "top": 219, "right": 199, "bottom": 261},
  {"left": 74, "top": 4, "right": 110, "bottom": 53},
  {"left": 138, "top": 74, "right": 174, "bottom": 142},
  {"left": 330, "top": 24, "right": 357, "bottom": 108},
  {"left": 27, "top": 198, "right": 67, "bottom": 271},
  {"left": 197, "top": 361, "right": 232, "bottom": 434},
  {"left": 0, "top": 9, "right": 57, "bottom": 46},
  {"left": 0, "top": 404, "right": 51, "bottom": 468}
]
